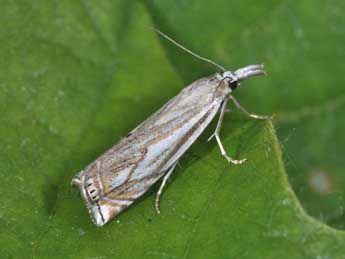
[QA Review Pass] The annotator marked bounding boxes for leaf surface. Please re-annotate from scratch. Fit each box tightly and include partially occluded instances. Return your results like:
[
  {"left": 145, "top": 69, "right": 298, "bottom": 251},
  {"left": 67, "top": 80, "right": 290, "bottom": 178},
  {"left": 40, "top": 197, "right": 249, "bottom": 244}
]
[{"left": 1, "top": 1, "right": 344, "bottom": 258}]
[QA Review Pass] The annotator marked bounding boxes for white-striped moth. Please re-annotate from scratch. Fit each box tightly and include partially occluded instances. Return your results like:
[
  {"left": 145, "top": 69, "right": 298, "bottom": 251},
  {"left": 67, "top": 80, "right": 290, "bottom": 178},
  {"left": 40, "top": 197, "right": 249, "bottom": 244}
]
[{"left": 72, "top": 30, "right": 270, "bottom": 226}]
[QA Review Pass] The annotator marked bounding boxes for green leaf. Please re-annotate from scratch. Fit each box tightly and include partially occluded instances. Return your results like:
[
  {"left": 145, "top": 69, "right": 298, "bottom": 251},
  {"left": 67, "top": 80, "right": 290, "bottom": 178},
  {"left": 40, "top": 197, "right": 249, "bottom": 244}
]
[{"left": 1, "top": 1, "right": 344, "bottom": 258}]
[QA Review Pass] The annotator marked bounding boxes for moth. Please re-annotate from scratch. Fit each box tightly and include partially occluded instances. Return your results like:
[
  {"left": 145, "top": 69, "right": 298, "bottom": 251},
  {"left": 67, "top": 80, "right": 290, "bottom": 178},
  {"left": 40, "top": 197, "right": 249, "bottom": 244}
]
[{"left": 72, "top": 29, "right": 270, "bottom": 226}]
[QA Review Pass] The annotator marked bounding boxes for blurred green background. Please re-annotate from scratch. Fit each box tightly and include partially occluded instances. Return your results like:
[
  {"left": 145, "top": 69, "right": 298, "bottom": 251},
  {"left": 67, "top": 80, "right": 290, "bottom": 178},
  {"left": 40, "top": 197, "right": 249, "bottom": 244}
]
[{"left": 1, "top": 0, "right": 345, "bottom": 258}]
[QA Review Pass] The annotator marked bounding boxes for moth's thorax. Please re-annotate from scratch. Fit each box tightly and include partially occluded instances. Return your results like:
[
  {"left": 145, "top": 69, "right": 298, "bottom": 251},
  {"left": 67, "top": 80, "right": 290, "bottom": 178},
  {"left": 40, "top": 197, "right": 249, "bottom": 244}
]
[{"left": 191, "top": 73, "right": 232, "bottom": 98}]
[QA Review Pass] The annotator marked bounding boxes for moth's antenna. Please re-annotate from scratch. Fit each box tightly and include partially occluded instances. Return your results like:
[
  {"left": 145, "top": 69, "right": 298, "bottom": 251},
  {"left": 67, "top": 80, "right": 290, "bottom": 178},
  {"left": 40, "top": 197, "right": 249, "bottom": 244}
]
[{"left": 152, "top": 27, "right": 226, "bottom": 72}]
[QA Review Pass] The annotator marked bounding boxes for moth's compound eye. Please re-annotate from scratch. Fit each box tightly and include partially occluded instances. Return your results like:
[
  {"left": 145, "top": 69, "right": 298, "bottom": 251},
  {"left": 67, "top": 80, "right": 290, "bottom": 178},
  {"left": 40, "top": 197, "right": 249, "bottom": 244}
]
[{"left": 229, "top": 80, "right": 238, "bottom": 90}]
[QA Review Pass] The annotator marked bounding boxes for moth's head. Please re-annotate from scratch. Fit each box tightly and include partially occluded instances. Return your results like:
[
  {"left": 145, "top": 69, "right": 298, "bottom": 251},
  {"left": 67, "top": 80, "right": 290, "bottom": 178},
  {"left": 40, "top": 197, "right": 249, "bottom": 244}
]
[{"left": 221, "top": 64, "right": 266, "bottom": 91}]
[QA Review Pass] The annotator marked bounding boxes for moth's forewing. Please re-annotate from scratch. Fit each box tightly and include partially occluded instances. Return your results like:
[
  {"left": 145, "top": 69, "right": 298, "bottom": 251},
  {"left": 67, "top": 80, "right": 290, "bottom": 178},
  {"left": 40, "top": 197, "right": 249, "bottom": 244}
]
[{"left": 72, "top": 74, "right": 230, "bottom": 226}]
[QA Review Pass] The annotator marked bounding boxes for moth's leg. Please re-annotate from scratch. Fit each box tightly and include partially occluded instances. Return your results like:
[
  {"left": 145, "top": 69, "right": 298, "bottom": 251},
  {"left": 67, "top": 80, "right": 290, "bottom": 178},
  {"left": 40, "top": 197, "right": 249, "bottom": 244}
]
[
  {"left": 155, "top": 161, "right": 178, "bottom": 214},
  {"left": 208, "top": 98, "right": 246, "bottom": 165},
  {"left": 229, "top": 95, "right": 272, "bottom": 120}
]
